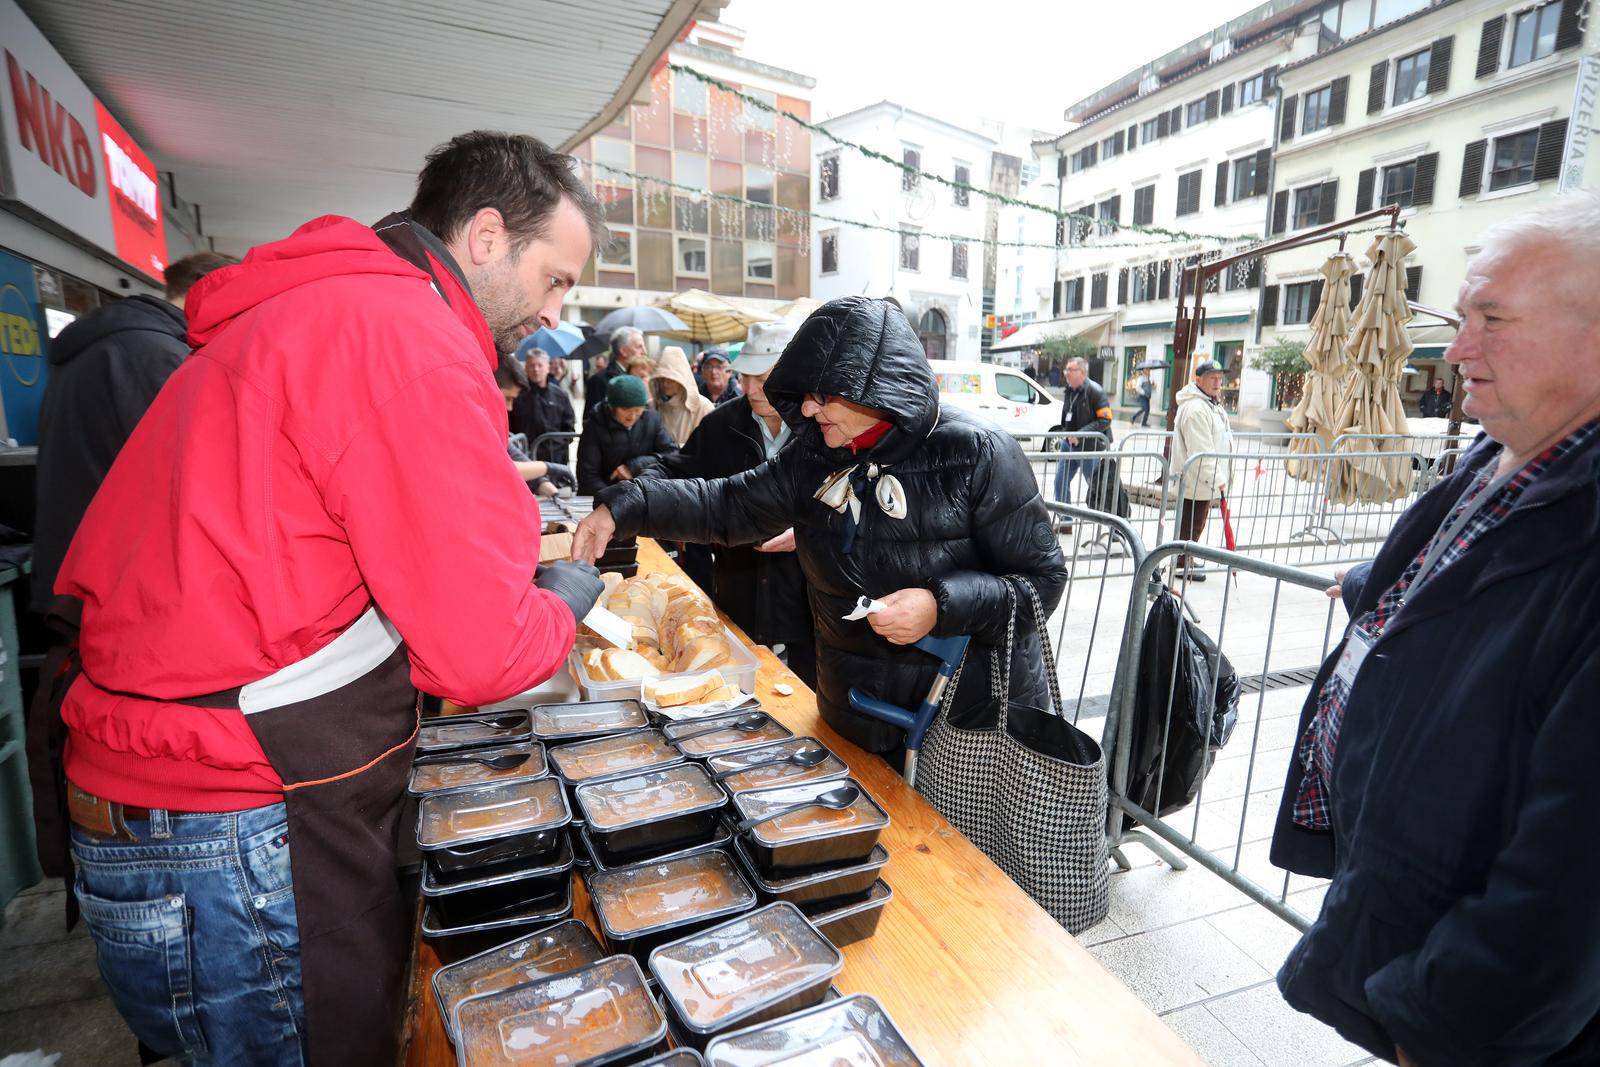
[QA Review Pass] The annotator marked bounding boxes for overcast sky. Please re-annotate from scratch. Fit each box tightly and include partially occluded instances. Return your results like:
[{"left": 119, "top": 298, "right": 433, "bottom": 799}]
[{"left": 723, "top": 0, "right": 1257, "bottom": 138}]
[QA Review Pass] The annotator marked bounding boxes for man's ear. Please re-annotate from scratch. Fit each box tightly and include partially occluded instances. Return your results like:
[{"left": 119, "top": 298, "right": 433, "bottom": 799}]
[{"left": 464, "top": 208, "right": 507, "bottom": 267}]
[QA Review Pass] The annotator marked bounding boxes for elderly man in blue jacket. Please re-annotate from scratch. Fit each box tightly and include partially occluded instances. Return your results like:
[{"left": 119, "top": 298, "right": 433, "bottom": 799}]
[{"left": 1270, "top": 191, "right": 1600, "bottom": 1065}]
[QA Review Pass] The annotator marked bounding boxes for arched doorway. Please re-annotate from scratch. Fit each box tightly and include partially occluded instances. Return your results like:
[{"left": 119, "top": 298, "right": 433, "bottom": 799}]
[{"left": 917, "top": 308, "right": 948, "bottom": 360}]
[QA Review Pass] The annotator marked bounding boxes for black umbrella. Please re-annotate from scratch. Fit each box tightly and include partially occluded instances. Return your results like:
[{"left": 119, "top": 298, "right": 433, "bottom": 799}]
[{"left": 568, "top": 324, "right": 607, "bottom": 361}]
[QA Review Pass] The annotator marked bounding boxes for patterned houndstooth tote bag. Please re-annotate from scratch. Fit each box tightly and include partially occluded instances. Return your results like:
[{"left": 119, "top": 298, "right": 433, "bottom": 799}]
[{"left": 917, "top": 576, "right": 1110, "bottom": 933}]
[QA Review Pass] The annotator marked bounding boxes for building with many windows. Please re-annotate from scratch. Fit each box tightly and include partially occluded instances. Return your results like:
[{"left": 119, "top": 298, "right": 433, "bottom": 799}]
[
  {"left": 1260, "top": 0, "right": 1594, "bottom": 407},
  {"left": 565, "top": 22, "right": 814, "bottom": 329},
  {"left": 989, "top": 124, "right": 1063, "bottom": 367},
  {"left": 809, "top": 102, "right": 994, "bottom": 361}
]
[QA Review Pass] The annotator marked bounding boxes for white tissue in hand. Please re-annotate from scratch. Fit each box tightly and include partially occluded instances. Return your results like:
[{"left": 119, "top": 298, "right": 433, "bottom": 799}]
[{"left": 842, "top": 595, "right": 887, "bottom": 621}]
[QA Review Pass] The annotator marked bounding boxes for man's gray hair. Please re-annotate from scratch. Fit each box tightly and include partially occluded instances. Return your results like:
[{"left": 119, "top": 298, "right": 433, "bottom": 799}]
[
  {"left": 1065, "top": 357, "right": 1089, "bottom": 371},
  {"left": 523, "top": 346, "right": 550, "bottom": 363},
  {"left": 610, "top": 326, "right": 643, "bottom": 355},
  {"left": 1479, "top": 188, "right": 1600, "bottom": 262}
]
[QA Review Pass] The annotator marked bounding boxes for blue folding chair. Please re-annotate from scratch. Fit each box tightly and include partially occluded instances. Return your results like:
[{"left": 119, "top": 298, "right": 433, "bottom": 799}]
[{"left": 847, "top": 634, "right": 970, "bottom": 786}]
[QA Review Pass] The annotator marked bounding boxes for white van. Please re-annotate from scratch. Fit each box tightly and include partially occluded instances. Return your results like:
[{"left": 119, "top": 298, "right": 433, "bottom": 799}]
[{"left": 927, "top": 359, "right": 1059, "bottom": 445}]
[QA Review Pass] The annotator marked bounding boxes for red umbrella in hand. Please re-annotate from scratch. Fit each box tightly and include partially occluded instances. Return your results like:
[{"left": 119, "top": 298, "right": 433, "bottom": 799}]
[{"left": 1218, "top": 489, "right": 1239, "bottom": 589}]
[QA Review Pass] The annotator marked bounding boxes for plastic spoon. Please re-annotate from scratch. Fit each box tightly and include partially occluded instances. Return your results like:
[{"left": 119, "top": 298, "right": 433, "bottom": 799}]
[
  {"left": 413, "top": 751, "right": 531, "bottom": 770},
  {"left": 712, "top": 746, "right": 830, "bottom": 781},
  {"left": 735, "top": 785, "right": 861, "bottom": 834},
  {"left": 669, "top": 713, "right": 768, "bottom": 745}
]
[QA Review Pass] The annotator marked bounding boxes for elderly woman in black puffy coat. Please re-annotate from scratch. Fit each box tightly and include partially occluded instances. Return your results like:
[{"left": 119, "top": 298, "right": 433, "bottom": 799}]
[{"left": 573, "top": 297, "right": 1067, "bottom": 757}]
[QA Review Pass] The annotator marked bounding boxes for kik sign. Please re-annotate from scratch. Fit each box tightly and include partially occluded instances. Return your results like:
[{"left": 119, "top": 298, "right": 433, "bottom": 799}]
[{"left": 0, "top": 0, "right": 167, "bottom": 281}]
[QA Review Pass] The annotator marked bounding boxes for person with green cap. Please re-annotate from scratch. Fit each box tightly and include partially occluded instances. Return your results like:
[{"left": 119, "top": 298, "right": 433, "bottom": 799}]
[{"left": 576, "top": 373, "right": 678, "bottom": 495}]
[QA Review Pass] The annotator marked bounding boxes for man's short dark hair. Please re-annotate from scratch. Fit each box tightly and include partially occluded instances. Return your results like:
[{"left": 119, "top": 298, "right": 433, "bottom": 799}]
[
  {"left": 409, "top": 131, "right": 606, "bottom": 251},
  {"left": 494, "top": 352, "right": 529, "bottom": 392},
  {"left": 164, "top": 252, "right": 239, "bottom": 300}
]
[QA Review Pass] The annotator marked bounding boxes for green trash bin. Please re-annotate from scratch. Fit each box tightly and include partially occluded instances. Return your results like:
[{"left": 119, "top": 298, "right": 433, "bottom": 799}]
[{"left": 0, "top": 563, "right": 43, "bottom": 920}]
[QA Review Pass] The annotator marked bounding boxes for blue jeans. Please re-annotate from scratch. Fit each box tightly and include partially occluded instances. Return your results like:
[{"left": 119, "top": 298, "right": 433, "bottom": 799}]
[
  {"left": 1135, "top": 395, "right": 1151, "bottom": 426},
  {"left": 1053, "top": 450, "right": 1100, "bottom": 505},
  {"left": 71, "top": 802, "right": 307, "bottom": 1066}
]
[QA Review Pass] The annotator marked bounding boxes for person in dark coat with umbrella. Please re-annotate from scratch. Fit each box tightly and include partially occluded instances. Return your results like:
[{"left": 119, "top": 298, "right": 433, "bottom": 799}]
[
  {"left": 574, "top": 296, "right": 1068, "bottom": 757},
  {"left": 631, "top": 321, "right": 816, "bottom": 687}
]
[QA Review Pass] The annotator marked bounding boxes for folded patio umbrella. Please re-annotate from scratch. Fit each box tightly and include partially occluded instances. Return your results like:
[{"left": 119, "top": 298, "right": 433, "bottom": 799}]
[{"left": 1285, "top": 252, "right": 1355, "bottom": 482}]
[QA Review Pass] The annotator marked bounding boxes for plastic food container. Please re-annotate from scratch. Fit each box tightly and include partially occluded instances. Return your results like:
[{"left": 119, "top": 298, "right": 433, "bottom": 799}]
[
  {"left": 570, "top": 626, "right": 760, "bottom": 702},
  {"left": 548, "top": 730, "right": 685, "bottom": 804},
  {"left": 408, "top": 743, "right": 548, "bottom": 798},
  {"left": 806, "top": 879, "right": 892, "bottom": 949},
  {"left": 577, "top": 764, "right": 729, "bottom": 866},
  {"left": 422, "top": 837, "right": 577, "bottom": 928},
  {"left": 649, "top": 902, "right": 843, "bottom": 1046},
  {"left": 422, "top": 875, "right": 573, "bottom": 943},
  {"left": 578, "top": 817, "right": 733, "bottom": 873},
  {"left": 663, "top": 713, "right": 793, "bottom": 760},
  {"left": 431, "top": 918, "right": 605, "bottom": 1041},
  {"left": 418, "top": 711, "right": 533, "bottom": 755},
  {"left": 732, "top": 837, "right": 889, "bottom": 909},
  {"left": 704, "top": 739, "right": 849, "bottom": 794},
  {"left": 528, "top": 699, "right": 648, "bottom": 743},
  {"left": 587, "top": 850, "right": 758, "bottom": 964},
  {"left": 417, "top": 777, "right": 572, "bottom": 874},
  {"left": 632, "top": 1051, "right": 705, "bottom": 1067},
  {"left": 732, "top": 780, "right": 889, "bottom": 874},
  {"left": 701, "top": 993, "right": 924, "bottom": 1066},
  {"left": 452, "top": 954, "right": 665, "bottom": 1067}
]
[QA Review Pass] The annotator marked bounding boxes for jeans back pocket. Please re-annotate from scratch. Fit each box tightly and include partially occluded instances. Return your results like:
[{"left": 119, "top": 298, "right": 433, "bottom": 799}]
[{"left": 75, "top": 886, "right": 209, "bottom": 1059}]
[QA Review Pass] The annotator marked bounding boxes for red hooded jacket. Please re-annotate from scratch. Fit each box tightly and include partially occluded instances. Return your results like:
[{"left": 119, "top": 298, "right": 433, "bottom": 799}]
[{"left": 56, "top": 216, "right": 575, "bottom": 810}]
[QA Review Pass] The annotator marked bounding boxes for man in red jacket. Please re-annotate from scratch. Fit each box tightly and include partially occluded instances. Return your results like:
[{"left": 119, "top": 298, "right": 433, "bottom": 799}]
[{"left": 33, "top": 131, "right": 606, "bottom": 1066}]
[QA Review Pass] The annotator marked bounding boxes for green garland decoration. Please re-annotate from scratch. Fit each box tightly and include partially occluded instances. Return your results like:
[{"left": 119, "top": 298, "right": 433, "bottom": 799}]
[{"left": 666, "top": 63, "right": 1258, "bottom": 246}]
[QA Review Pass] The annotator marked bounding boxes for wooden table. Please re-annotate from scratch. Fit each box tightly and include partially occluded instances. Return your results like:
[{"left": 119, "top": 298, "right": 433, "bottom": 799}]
[{"left": 401, "top": 540, "right": 1199, "bottom": 1065}]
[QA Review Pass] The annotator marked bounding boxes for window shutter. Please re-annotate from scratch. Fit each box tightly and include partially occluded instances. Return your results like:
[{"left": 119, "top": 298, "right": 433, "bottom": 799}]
[
  {"left": 1108, "top": 195, "right": 1122, "bottom": 223},
  {"left": 1117, "top": 269, "right": 1129, "bottom": 305},
  {"left": 1159, "top": 260, "right": 1172, "bottom": 300},
  {"left": 1216, "top": 161, "right": 1230, "bottom": 206},
  {"left": 1222, "top": 83, "right": 1235, "bottom": 114},
  {"left": 1367, "top": 60, "right": 1389, "bottom": 114},
  {"left": 1091, "top": 272, "right": 1108, "bottom": 310},
  {"left": 1188, "top": 173, "right": 1203, "bottom": 215},
  {"left": 1245, "top": 257, "right": 1261, "bottom": 288},
  {"left": 1404, "top": 265, "right": 1422, "bottom": 303},
  {"left": 1318, "top": 180, "right": 1339, "bottom": 225},
  {"left": 1556, "top": 0, "right": 1586, "bottom": 51},
  {"left": 1175, "top": 173, "right": 1187, "bottom": 214},
  {"left": 1263, "top": 65, "right": 1279, "bottom": 93},
  {"left": 1328, "top": 76, "right": 1350, "bottom": 126},
  {"left": 1476, "top": 16, "right": 1505, "bottom": 79},
  {"left": 1413, "top": 152, "right": 1439, "bottom": 206},
  {"left": 1310, "top": 279, "right": 1325, "bottom": 314},
  {"left": 1053, "top": 281, "right": 1063, "bottom": 316},
  {"left": 1253, "top": 147, "right": 1273, "bottom": 196},
  {"left": 1534, "top": 119, "right": 1569, "bottom": 182},
  {"left": 1158, "top": 111, "right": 1170, "bottom": 137},
  {"left": 1459, "top": 139, "right": 1487, "bottom": 197},
  {"left": 1355, "top": 168, "right": 1376, "bottom": 213},
  {"left": 1271, "top": 189, "right": 1290, "bottom": 234},
  {"left": 1260, "top": 285, "right": 1279, "bottom": 326},
  {"left": 1170, "top": 105, "right": 1183, "bottom": 132},
  {"left": 1206, "top": 90, "right": 1221, "bottom": 121},
  {"left": 1115, "top": 130, "right": 1126, "bottom": 154},
  {"left": 1280, "top": 94, "right": 1298, "bottom": 142},
  {"left": 1428, "top": 37, "right": 1454, "bottom": 95},
  {"left": 1128, "top": 123, "right": 1138, "bottom": 149}
]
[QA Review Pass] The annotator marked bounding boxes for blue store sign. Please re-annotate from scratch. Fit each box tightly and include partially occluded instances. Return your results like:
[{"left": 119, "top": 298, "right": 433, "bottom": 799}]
[{"left": 0, "top": 249, "right": 49, "bottom": 445}]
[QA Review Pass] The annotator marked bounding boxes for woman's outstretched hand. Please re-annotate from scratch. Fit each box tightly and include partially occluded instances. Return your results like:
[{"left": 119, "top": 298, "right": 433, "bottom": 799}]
[
  {"left": 869, "top": 588, "right": 937, "bottom": 645},
  {"left": 756, "top": 528, "right": 797, "bottom": 553},
  {"left": 572, "top": 506, "right": 616, "bottom": 565}
]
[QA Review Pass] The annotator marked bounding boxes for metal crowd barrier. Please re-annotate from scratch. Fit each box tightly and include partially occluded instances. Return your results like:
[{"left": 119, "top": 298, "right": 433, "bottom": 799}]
[
  {"left": 1026, "top": 450, "right": 1171, "bottom": 562},
  {"left": 1101, "top": 542, "right": 1342, "bottom": 930},
  {"left": 531, "top": 431, "right": 581, "bottom": 465}
]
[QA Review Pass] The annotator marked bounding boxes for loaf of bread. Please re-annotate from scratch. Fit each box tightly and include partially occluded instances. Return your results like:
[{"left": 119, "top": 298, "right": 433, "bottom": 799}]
[
  {"left": 597, "top": 574, "right": 735, "bottom": 676},
  {"left": 592, "top": 648, "right": 660, "bottom": 682},
  {"left": 646, "top": 671, "right": 737, "bottom": 708}
]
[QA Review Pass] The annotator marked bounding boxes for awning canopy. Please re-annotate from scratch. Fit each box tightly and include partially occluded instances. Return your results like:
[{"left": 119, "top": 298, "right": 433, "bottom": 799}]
[
  {"left": 990, "top": 314, "right": 1112, "bottom": 351},
  {"left": 17, "top": 0, "right": 709, "bottom": 251},
  {"left": 1408, "top": 324, "right": 1458, "bottom": 346}
]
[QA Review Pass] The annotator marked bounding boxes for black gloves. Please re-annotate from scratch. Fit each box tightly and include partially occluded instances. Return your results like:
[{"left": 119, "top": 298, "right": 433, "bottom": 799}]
[
  {"left": 542, "top": 462, "right": 576, "bottom": 490},
  {"left": 534, "top": 561, "right": 605, "bottom": 624}
]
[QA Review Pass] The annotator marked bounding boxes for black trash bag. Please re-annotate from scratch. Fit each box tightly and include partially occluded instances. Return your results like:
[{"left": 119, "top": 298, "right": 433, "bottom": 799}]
[
  {"left": 1121, "top": 590, "right": 1240, "bottom": 828},
  {"left": 1086, "top": 454, "right": 1132, "bottom": 518}
]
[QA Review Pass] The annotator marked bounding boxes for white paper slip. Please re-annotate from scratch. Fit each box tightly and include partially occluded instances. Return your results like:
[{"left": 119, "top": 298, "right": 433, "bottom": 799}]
[
  {"left": 582, "top": 603, "right": 635, "bottom": 649},
  {"left": 842, "top": 596, "right": 887, "bottom": 622}
]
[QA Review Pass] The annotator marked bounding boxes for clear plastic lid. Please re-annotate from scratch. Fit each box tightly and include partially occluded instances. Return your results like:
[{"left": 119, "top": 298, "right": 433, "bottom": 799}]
[
  {"left": 576, "top": 764, "right": 726, "bottom": 832},
  {"left": 453, "top": 954, "right": 665, "bottom": 1067},
  {"left": 417, "top": 777, "right": 571, "bottom": 851},
  {"left": 549, "top": 729, "right": 683, "bottom": 784},
  {"left": 418, "top": 712, "right": 531, "bottom": 754},
  {"left": 705, "top": 739, "right": 848, "bottom": 794},
  {"left": 529, "top": 700, "right": 648, "bottom": 742},
  {"left": 731, "top": 781, "right": 888, "bottom": 849},
  {"left": 587, "top": 850, "right": 756, "bottom": 941},
  {"left": 702, "top": 993, "right": 924, "bottom": 1067},
  {"left": 408, "top": 744, "right": 548, "bottom": 797},
  {"left": 664, "top": 714, "right": 793, "bottom": 758},
  {"left": 421, "top": 837, "right": 575, "bottom": 897},
  {"left": 649, "top": 902, "right": 843, "bottom": 1035},
  {"left": 733, "top": 840, "right": 889, "bottom": 896},
  {"left": 432, "top": 919, "right": 605, "bottom": 1039},
  {"left": 634, "top": 1052, "right": 706, "bottom": 1067}
]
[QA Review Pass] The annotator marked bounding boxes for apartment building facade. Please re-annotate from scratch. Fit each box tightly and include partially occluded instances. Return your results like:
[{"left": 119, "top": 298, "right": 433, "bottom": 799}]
[
  {"left": 1261, "top": 0, "right": 1594, "bottom": 404},
  {"left": 810, "top": 102, "right": 994, "bottom": 362},
  {"left": 565, "top": 22, "right": 815, "bottom": 327}
]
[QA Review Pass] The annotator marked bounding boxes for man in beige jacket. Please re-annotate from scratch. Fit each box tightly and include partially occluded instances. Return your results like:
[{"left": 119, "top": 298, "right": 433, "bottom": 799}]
[{"left": 1169, "top": 360, "right": 1233, "bottom": 580}]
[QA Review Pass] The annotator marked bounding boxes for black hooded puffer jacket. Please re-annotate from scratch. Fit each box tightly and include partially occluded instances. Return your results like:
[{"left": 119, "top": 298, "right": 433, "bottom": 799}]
[{"left": 597, "top": 296, "right": 1068, "bottom": 752}]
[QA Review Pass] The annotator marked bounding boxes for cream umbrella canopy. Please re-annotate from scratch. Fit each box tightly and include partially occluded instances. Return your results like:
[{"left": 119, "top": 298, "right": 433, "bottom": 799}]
[
  {"left": 1327, "top": 230, "right": 1417, "bottom": 503},
  {"left": 1285, "top": 251, "right": 1357, "bottom": 480},
  {"left": 653, "top": 289, "right": 779, "bottom": 344}
]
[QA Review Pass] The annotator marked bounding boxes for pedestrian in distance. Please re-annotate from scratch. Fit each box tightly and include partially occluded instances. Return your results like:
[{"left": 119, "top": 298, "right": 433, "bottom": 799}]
[
  {"left": 510, "top": 339, "right": 575, "bottom": 463},
  {"left": 1135, "top": 369, "right": 1154, "bottom": 427},
  {"left": 649, "top": 345, "right": 715, "bottom": 446},
  {"left": 1051, "top": 356, "right": 1114, "bottom": 520},
  {"left": 1168, "top": 359, "right": 1232, "bottom": 580},
  {"left": 1271, "top": 190, "right": 1600, "bottom": 1066},
  {"left": 495, "top": 353, "right": 574, "bottom": 495},
  {"left": 698, "top": 347, "right": 742, "bottom": 406},
  {"left": 584, "top": 326, "right": 642, "bottom": 422},
  {"left": 1418, "top": 378, "right": 1452, "bottom": 418}
]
